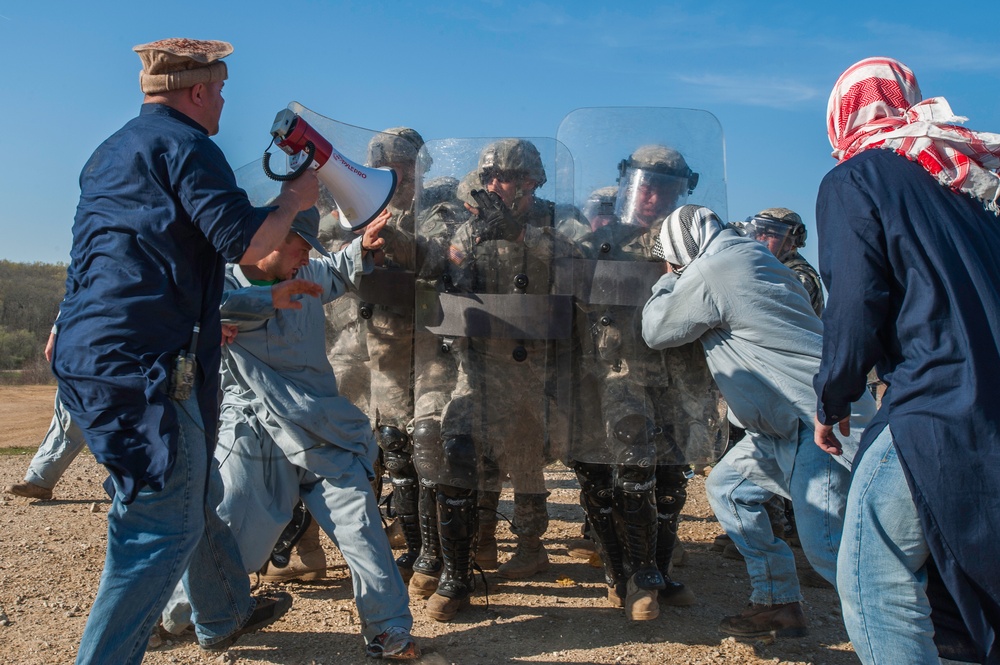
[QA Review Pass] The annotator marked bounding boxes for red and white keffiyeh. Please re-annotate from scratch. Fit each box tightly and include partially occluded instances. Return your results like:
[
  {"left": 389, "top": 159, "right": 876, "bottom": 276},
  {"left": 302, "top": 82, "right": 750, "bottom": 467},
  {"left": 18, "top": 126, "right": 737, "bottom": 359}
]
[{"left": 828, "top": 56, "right": 1000, "bottom": 214}]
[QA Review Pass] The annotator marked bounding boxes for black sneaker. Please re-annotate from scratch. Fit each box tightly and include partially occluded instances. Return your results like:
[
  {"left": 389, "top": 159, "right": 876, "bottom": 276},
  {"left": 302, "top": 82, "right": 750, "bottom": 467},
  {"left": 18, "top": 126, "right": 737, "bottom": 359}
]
[
  {"left": 200, "top": 591, "right": 293, "bottom": 651},
  {"left": 365, "top": 626, "right": 421, "bottom": 660}
]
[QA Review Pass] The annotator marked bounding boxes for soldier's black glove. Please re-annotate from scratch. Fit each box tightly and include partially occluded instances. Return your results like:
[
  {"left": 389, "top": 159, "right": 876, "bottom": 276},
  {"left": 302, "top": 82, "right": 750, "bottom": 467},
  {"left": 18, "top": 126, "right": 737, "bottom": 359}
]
[{"left": 470, "top": 189, "right": 524, "bottom": 243}]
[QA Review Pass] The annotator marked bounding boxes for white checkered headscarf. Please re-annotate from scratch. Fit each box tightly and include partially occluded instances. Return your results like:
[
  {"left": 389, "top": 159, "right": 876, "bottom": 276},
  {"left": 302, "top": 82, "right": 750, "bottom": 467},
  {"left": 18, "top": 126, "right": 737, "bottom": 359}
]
[{"left": 653, "top": 205, "right": 725, "bottom": 273}]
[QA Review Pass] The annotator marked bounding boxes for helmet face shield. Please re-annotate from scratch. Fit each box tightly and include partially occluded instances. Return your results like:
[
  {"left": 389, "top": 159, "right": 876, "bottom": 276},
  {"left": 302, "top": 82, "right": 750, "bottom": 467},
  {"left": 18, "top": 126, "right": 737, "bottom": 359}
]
[
  {"left": 746, "top": 216, "right": 799, "bottom": 259},
  {"left": 614, "top": 169, "right": 690, "bottom": 227}
]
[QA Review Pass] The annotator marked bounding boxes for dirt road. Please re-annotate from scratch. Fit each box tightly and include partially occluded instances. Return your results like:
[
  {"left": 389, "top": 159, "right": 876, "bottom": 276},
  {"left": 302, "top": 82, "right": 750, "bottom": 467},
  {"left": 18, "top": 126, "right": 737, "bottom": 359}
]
[{"left": 0, "top": 386, "right": 857, "bottom": 664}]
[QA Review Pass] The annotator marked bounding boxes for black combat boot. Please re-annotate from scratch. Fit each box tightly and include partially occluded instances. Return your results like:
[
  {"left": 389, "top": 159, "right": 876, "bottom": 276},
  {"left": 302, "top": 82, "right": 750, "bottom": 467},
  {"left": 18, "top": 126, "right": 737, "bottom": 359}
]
[
  {"left": 408, "top": 479, "right": 442, "bottom": 599},
  {"left": 425, "top": 486, "right": 477, "bottom": 622}
]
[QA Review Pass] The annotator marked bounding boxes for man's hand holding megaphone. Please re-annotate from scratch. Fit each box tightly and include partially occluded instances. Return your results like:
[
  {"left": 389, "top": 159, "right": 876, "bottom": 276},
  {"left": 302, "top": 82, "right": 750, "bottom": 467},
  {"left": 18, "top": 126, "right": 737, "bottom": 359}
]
[{"left": 470, "top": 189, "right": 525, "bottom": 244}]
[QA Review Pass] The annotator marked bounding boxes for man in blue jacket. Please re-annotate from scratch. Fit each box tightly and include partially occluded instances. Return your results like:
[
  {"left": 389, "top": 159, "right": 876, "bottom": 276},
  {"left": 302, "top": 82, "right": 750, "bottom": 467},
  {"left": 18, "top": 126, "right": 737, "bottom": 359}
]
[{"left": 815, "top": 57, "right": 1000, "bottom": 664}]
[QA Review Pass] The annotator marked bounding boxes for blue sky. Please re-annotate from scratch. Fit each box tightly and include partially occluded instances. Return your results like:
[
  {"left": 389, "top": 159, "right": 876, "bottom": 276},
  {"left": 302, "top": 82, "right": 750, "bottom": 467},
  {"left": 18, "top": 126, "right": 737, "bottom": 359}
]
[{"left": 2, "top": 1, "right": 999, "bottom": 269}]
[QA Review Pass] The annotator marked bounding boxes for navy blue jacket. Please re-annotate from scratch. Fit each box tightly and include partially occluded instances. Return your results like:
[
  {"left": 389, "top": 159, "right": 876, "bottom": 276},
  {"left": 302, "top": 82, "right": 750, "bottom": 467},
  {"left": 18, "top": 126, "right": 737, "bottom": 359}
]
[
  {"left": 815, "top": 148, "right": 1000, "bottom": 663},
  {"left": 53, "top": 104, "right": 267, "bottom": 502}
]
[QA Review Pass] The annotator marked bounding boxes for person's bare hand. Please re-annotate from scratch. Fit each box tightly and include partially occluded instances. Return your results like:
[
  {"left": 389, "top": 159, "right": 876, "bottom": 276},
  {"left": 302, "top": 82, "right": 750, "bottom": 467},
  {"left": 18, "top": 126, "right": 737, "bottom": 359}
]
[
  {"left": 280, "top": 169, "right": 319, "bottom": 210},
  {"left": 814, "top": 414, "right": 850, "bottom": 455},
  {"left": 221, "top": 324, "right": 238, "bottom": 345},
  {"left": 272, "top": 279, "right": 323, "bottom": 310},
  {"left": 44, "top": 331, "right": 56, "bottom": 363},
  {"left": 362, "top": 208, "right": 390, "bottom": 254}
]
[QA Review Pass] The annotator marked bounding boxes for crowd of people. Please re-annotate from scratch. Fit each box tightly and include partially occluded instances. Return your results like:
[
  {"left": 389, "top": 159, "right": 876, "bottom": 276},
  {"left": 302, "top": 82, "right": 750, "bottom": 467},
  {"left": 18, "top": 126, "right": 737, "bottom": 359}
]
[{"left": 4, "top": 39, "right": 999, "bottom": 665}]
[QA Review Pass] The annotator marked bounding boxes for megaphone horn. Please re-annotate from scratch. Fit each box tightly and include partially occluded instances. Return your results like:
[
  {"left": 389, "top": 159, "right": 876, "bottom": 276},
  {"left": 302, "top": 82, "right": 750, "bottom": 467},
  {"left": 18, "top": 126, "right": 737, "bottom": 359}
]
[{"left": 266, "top": 109, "right": 397, "bottom": 231}]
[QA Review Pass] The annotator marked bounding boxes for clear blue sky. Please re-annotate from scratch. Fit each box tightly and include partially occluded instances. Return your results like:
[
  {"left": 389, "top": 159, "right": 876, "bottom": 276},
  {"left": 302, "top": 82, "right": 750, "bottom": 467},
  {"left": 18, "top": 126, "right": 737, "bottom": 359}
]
[{"left": 2, "top": 1, "right": 999, "bottom": 269}]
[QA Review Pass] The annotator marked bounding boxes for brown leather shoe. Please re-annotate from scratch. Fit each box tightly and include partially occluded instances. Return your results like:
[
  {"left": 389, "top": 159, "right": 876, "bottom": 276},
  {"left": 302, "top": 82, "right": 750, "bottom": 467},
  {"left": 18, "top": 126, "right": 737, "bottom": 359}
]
[
  {"left": 5, "top": 482, "right": 53, "bottom": 501},
  {"left": 719, "top": 601, "right": 808, "bottom": 638},
  {"left": 624, "top": 577, "right": 659, "bottom": 621}
]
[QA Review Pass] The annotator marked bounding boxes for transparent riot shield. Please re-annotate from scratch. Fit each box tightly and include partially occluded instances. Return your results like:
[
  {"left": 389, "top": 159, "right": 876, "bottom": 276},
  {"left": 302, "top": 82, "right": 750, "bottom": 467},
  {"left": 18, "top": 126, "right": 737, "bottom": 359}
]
[
  {"left": 411, "top": 136, "right": 577, "bottom": 493},
  {"left": 554, "top": 107, "right": 729, "bottom": 468},
  {"left": 234, "top": 104, "right": 416, "bottom": 419}
]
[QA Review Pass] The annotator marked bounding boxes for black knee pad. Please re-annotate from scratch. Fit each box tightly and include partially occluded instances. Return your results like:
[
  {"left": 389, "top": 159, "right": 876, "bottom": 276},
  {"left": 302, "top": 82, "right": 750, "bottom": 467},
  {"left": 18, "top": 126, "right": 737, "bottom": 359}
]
[
  {"left": 376, "top": 425, "right": 410, "bottom": 453},
  {"left": 411, "top": 419, "right": 440, "bottom": 450},
  {"left": 441, "top": 435, "right": 478, "bottom": 488}
]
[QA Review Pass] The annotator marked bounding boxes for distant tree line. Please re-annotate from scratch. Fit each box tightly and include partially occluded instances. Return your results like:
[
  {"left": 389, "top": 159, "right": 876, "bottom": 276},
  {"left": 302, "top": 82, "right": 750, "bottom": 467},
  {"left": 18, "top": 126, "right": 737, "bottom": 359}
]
[{"left": 0, "top": 260, "right": 66, "bottom": 372}]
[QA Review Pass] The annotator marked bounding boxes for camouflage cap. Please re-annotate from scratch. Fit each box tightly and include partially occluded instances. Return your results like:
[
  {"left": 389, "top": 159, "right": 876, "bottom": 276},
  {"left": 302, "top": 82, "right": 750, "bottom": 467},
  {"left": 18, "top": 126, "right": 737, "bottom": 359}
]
[
  {"left": 478, "top": 139, "right": 546, "bottom": 187},
  {"left": 367, "top": 127, "right": 430, "bottom": 172},
  {"left": 133, "top": 38, "right": 232, "bottom": 94}
]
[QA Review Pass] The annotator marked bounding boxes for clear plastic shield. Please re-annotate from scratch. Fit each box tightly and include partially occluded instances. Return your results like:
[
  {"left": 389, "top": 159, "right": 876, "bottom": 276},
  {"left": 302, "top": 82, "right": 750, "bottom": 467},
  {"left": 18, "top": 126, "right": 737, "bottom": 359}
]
[
  {"left": 554, "top": 107, "right": 729, "bottom": 467},
  {"left": 235, "top": 104, "right": 423, "bottom": 420},
  {"left": 411, "top": 136, "right": 578, "bottom": 491}
]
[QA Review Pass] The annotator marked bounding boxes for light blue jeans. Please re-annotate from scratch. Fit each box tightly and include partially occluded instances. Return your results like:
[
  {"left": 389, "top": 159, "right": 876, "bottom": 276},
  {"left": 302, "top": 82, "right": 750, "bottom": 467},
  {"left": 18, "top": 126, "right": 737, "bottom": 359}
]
[
  {"left": 75, "top": 393, "right": 253, "bottom": 664},
  {"left": 706, "top": 424, "right": 849, "bottom": 605},
  {"left": 24, "top": 390, "right": 87, "bottom": 489},
  {"left": 164, "top": 411, "right": 412, "bottom": 644},
  {"left": 837, "top": 425, "right": 950, "bottom": 664}
]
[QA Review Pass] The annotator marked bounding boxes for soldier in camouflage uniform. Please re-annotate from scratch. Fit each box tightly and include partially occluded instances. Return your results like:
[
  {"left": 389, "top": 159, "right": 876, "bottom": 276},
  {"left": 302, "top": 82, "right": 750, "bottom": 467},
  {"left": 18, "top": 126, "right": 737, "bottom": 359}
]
[
  {"left": 323, "top": 128, "right": 431, "bottom": 582},
  {"left": 745, "top": 208, "right": 824, "bottom": 317},
  {"left": 411, "top": 138, "right": 577, "bottom": 621},
  {"left": 567, "top": 145, "right": 723, "bottom": 621}
]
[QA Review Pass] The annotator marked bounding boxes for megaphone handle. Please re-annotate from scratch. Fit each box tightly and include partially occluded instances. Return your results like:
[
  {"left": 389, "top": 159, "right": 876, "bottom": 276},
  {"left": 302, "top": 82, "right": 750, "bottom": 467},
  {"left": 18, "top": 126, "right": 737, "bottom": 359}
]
[{"left": 262, "top": 141, "right": 316, "bottom": 181}]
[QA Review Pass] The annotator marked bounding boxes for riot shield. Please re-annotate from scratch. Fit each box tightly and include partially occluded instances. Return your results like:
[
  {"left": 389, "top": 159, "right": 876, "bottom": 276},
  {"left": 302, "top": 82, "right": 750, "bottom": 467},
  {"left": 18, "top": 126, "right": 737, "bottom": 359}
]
[
  {"left": 411, "top": 136, "right": 577, "bottom": 493},
  {"left": 554, "top": 107, "right": 729, "bottom": 467},
  {"left": 234, "top": 104, "right": 418, "bottom": 419}
]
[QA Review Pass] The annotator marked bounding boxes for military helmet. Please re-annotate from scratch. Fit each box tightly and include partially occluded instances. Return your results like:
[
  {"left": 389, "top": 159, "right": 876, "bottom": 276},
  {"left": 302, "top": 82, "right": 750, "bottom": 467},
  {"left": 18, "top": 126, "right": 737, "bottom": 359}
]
[
  {"left": 478, "top": 138, "right": 547, "bottom": 188},
  {"left": 753, "top": 207, "right": 806, "bottom": 247},
  {"left": 367, "top": 127, "right": 431, "bottom": 173},
  {"left": 618, "top": 144, "right": 698, "bottom": 194}
]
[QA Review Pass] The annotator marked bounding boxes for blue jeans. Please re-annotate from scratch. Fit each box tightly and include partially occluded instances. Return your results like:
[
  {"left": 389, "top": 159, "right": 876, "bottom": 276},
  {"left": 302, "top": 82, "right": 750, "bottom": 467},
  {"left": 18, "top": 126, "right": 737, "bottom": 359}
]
[
  {"left": 164, "top": 411, "right": 412, "bottom": 643},
  {"left": 75, "top": 394, "right": 252, "bottom": 664},
  {"left": 706, "top": 424, "right": 849, "bottom": 605},
  {"left": 838, "top": 425, "right": 945, "bottom": 664},
  {"left": 24, "top": 390, "right": 87, "bottom": 489}
]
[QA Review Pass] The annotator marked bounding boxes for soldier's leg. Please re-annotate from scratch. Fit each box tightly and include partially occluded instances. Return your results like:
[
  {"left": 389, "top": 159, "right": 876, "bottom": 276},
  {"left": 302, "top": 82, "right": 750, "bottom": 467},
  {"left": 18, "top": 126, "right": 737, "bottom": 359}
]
[
  {"left": 475, "top": 456, "right": 501, "bottom": 570},
  {"left": 408, "top": 419, "right": 443, "bottom": 598},
  {"left": 496, "top": 491, "right": 550, "bottom": 579},
  {"left": 377, "top": 424, "right": 421, "bottom": 581},
  {"left": 573, "top": 461, "right": 626, "bottom": 606},
  {"left": 612, "top": 414, "right": 665, "bottom": 621},
  {"left": 655, "top": 464, "right": 696, "bottom": 606},
  {"left": 425, "top": 434, "right": 479, "bottom": 622}
]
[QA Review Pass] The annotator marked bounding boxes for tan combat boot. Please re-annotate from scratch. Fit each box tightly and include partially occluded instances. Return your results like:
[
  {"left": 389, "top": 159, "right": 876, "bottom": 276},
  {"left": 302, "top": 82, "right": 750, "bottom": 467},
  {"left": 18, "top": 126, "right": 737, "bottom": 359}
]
[
  {"left": 496, "top": 535, "right": 549, "bottom": 579},
  {"left": 259, "top": 520, "right": 327, "bottom": 583},
  {"left": 475, "top": 519, "right": 499, "bottom": 570},
  {"left": 424, "top": 591, "right": 470, "bottom": 622},
  {"left": 624, "top": 576, "right": 659, "bottom": 621},
  {"left": 408, "top": 569, "right": 441, "bottom": 599}
]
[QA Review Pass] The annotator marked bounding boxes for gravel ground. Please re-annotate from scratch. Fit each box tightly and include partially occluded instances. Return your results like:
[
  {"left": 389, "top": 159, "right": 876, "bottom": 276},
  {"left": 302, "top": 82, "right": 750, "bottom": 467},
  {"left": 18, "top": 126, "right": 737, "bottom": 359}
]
[{"left": 0, "top": 386, "right": 858, "bottom": 664}]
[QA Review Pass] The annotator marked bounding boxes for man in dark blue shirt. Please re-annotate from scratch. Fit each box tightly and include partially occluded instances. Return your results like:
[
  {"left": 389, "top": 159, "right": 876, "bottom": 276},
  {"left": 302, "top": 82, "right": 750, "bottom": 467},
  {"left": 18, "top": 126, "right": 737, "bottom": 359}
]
[
  {"left": 51, "top": 38, "right": 318, "bottom": 664},
  {"left": 815, "top": 57, "right": 1000, "bottom": 664}
]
